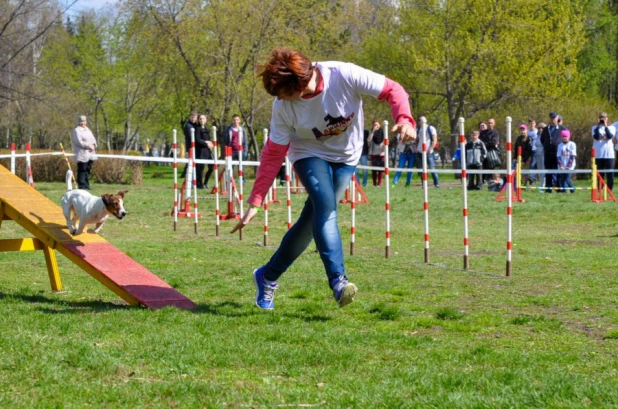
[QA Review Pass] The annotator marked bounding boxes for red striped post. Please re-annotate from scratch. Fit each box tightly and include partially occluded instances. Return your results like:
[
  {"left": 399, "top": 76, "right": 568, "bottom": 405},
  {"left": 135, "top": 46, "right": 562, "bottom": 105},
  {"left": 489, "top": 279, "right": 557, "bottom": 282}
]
[
  {"left": 172, "top": 129, "right": 179, "bottom": 231},
  {"left": 191, "top": 128, "right": 199, "bottom": 234},
  {"left": 212, "top": 126, "right": 220, "bottom": 236},
  {"left": 506, "top": 116, "right": 513, "bottom": 277},
  {"left": 263, "top": 189, "right": 269, "bottom": 246},
  {"left": 10, "top": 143, "right": 16, "bottom": 174},
  {"left": 420, "top": 118, "right": 430, "bottom": 263},
  {"left": 459, "top": 118, "right": 469, "bottom": 270},
  {"left": 285, "top": 156, "right": 292, "bottom": 230},
  {"left": 238, "top": 129, "right": 244, "bottom": 240},
  {"left": 383, "top": 120, "right": 391, "bottom": 258},
  {"left": 25, "top": 143, "right": 34, "bottom": 188},
  {"left": 226, "top": 147, "right": 235, "bottom": 217},
  {"left": 350, "top": 174, "right": 357, "bottom": 255}
]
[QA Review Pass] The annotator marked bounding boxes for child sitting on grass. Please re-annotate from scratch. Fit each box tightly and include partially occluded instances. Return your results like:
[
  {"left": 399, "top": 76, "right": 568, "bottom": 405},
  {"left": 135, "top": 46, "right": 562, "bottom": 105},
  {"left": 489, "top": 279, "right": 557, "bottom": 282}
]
[{"left": 487, "top": 173, "right": 503, "bottom": 192}]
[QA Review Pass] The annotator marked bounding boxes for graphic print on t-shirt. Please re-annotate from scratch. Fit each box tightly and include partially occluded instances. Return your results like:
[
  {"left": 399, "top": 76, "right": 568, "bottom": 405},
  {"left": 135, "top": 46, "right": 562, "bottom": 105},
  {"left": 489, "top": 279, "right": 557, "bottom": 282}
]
[{"left": 312, "top": 112, "right": 355, "bottom": 140}]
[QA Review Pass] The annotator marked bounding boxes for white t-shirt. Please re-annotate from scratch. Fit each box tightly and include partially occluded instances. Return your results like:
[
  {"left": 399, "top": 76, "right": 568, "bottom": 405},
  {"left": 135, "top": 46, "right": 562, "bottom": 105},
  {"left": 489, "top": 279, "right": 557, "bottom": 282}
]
[
  {"left": 613, "top": 122, "right": 618, "bottom": 152},
  {"left": 557, "top": 141, "right": 577, "bottom": 170},
  {"left": 416, "top": 125, "right": 437, "bottom": 154},
  {"left": 591, "top": 124, "right": 616, "bottom": 159},
  {"left": 269, "top": 61, "right": 384, "bottom": 165}
]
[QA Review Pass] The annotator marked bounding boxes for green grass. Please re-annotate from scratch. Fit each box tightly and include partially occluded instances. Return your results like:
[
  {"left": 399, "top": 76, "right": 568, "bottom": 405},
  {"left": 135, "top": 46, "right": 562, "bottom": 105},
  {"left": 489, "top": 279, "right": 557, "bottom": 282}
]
[{"left": 1, "top": 165, "right": 618, "bottom": 408}]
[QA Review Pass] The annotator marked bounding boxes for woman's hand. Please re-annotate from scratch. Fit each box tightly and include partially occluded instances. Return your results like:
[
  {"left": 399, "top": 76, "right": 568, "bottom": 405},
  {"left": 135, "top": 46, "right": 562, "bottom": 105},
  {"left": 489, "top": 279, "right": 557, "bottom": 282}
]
[
  {"left": 393, "top": 123, "right": 416, "bottom": 142},
  {"left": 230, "top": 204, "right": 259, "bottom": 233}
]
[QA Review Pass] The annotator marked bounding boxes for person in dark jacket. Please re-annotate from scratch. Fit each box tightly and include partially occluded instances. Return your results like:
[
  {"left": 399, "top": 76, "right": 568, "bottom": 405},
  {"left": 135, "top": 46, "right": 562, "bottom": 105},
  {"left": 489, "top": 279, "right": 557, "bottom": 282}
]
[
  {"left": 195, "top": 114, "right": 214, "bottom": 188},
  {"left": 465, "top": 130, "right": 487, "bottom": 190},
  {"left": 180, "top": 112, "right": 198, "bottom": 179},
  {"left": 540, "top": 112, "right": 566, "bottom": 192},
  {"left": 480, "top": 118, "right": 500, "bottom": 182},
  {"left": 355, "top": 129, "right": 370, "bottom": 187},
  {"left": 514, "top": 124, "right": 533, "bottom": 185}
]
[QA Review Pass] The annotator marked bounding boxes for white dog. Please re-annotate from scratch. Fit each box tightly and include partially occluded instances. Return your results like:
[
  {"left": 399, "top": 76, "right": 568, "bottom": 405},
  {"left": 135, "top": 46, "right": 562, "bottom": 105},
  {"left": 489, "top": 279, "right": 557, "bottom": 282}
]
[{"left": 61, "top": 170, "right": 127, "bottom": 235}]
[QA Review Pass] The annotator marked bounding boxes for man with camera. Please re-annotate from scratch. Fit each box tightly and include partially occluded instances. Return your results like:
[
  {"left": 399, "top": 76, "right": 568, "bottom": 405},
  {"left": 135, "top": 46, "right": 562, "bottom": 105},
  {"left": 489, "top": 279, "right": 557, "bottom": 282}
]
[{"left": 592, "top": 112, "right": 616, "bottom": 191}]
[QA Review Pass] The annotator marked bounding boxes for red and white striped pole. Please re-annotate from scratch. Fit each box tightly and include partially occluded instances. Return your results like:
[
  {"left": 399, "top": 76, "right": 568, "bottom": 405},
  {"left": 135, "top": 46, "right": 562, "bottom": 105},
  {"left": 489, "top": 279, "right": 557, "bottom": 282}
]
[
  {"left": 25, "top": 142, "right": 34, "bottom": 188},
  {"left": 212, "top": 126, "right": 220, "bottom": 236},
  {"left": 238, "top": 130, "right": 244, "bottom": 240},
  {"left": 420, "top": 118, "right": 430, "bottom": 263},
  {"left": 191, "top": 128, "right": 199, "bottom": 234},
  {"left": 10, "top": 143, "right": 16, "bottom": 174},
  {"left": 459, "top": 118, "right": 469, "bottom": 270},
  {"left": 285, "top": 155, "right": 292, "bottom": 230},
  {"left": 506, "top": 116, "right": 513, "bottom": 277},
  {"left": 263, "top": 189, "right": 270, "bottom": 246},
  {"left": 383, "top": 120, "right": 391, "bottom": 258},
  {"left": 350, "top": 174, "right": 357, "bottom": 255},
  {"left": 172, "top": 129, "right": 179, "bottom": 231}
]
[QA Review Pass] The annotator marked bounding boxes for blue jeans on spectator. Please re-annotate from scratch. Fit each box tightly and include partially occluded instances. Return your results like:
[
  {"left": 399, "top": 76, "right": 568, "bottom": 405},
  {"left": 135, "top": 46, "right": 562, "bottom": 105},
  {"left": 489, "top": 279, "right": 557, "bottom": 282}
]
[
  {"left": 356, "top": 154, "right": 369, "bottom": 187},
  {"left": 393, "top": 153, "right": 415, "bottom": 185},
  {"left": 558, "top": 172, "right": 575, "bottom": 193},
  {"left": 416, "top": 152, "right": 440, "bottom": 187},
  {"left": 262, "top": 157, "right": 355, "bottom": 285}
]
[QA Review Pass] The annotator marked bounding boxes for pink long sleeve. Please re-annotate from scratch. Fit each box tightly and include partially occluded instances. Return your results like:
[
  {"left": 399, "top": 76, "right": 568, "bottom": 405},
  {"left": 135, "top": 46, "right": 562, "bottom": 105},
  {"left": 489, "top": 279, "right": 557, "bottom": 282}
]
[
  {"left": 248, "top": 138, "right": 289, "bottom": 207},
  {"left": 377, "top": 78, "right": 416, "bottom": 128}
]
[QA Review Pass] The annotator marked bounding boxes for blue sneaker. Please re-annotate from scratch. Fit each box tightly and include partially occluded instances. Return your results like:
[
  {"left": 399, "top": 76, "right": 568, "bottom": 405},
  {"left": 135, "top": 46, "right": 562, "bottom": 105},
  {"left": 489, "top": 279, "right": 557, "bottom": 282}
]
[
  {"left": 253, "top": 267, "right": 278, "bottom": 309},
  {"left": 331, "top": 275, "right": 358, "bottom": 308}
]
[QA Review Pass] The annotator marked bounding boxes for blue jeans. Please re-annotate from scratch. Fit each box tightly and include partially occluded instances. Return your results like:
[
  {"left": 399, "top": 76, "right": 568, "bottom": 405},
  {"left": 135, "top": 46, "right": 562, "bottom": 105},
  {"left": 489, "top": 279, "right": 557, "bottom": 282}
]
[
  {"left": 558, "top": 172, "right": 575, "bottom": 193},
  {"left": 355, "top": 155, "right": 369, "bottom": 186},
  {"left": 393, "top": 153, "right": 415, "bottom": 185},
  {"left": 416, "top": 153, "right": 440, "bottom": 187},
  {"left": 262, "top": 157, "right": 356, "bottom": 286}
]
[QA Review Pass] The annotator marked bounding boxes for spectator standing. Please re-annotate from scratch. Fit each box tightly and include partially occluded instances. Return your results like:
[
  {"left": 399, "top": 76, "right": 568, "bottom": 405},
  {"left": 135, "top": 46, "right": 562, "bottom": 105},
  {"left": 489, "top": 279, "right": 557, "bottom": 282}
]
[
  {"left": 592, "top": 112, "right": 616, "bottom": 191},
  {"left": 71, "top": 115, "right": 97, "bottom": 190},
  {"left": 224, "top": 114, "right": 249, "bottom": 161},
  {"left": 527, "top": 119, "right": 539, "bottom": 184},
  {"left": 415, "top": 116, "right": 440, "bottom": 188},
  {"left": 540, "top": 112, "right": 566, "bottom": 193},
  {"left": 180, "top": 112, "right": 198, "bottom": 179},
  {"left": 368, "top": 119, "right": 385, "bottom": 187},
  {"left": 195, "top": 114, "right": 214, "bottom": 189},
  {"left": 557, "top": 129, "right": 577, "bottom": 193},
  {"left": 480, "top": 118, "right": 501, "bottom": 183},
  {"left": 392, "top": 131, "right": 417, "bottom": 187},
  {"left": 355, "top": 129, "right": 370, "bottom": 187},
  {"left": 515, "top": 124, "right": 533, "bottom": 185},
  {"left": 465, "top": 130, "right": 487, "bottom": 190}
]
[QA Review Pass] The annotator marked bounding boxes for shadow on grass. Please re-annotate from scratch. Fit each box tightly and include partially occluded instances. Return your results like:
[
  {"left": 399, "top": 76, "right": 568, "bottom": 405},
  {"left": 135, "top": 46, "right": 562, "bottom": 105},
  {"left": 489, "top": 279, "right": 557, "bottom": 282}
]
[
  {"left": 0, "top": 291, "right": 129, "bottom": 313},
  {"left": 192, "top": 301, "right": 332, "bottom": 322}
]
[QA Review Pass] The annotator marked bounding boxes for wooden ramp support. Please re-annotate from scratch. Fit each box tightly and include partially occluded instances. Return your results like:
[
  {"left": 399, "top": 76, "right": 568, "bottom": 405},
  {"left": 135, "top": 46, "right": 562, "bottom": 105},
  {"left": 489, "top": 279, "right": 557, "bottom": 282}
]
[{"left": 0, "top": 165, "right": 195, "bottom": 310}]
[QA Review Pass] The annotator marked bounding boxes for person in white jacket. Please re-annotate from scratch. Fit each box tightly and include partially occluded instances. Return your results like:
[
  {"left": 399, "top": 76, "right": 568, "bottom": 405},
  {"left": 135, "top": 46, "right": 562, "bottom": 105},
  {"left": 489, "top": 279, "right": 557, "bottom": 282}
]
[{"left": 71, "top": 115, "right": 97, "bottom": 190}]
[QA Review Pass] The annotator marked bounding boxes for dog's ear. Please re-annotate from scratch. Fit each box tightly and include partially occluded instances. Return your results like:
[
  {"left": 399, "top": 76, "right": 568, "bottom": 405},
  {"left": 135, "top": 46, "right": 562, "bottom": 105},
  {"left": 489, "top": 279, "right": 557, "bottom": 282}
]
[
  {"left": 117, "top": 190, "right": 128, "bottom": 198},
  {"left": 101, "top": 194, "right": 111, "bottom": 205}
]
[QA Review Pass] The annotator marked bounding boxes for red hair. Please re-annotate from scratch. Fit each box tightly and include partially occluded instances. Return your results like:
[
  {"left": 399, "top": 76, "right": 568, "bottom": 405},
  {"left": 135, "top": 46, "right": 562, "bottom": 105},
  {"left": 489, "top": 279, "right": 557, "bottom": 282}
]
[{"left": 258, "top": 48, "right": 314, "bottom": 97}]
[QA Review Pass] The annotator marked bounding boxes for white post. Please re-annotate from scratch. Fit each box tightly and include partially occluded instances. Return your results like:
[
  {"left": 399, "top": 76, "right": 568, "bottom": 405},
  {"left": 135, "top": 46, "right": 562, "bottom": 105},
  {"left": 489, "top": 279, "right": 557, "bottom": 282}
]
[
  {"left": 506, "top": 116, "right": 513, "bottom": 276},
  {"left": 212, "top": 126, "right": 220, "bottom": 236},
  {"left": 172, "top": 129, "right": 178, "bottom": 231},
  {"left": 191, "top": 128, "right": 199, "bottom": 233},
  {"left": 383, "top": 120, "right": 391, "bottom": 258},
  {"left": 459, "top": 118, "right": 469, "bottom": 270},
  {"left": 421, "top": 117, "right": 430, "bottom": 263},
  {"left": 10, "top": 143, "right": 15, "bottom": 174}
]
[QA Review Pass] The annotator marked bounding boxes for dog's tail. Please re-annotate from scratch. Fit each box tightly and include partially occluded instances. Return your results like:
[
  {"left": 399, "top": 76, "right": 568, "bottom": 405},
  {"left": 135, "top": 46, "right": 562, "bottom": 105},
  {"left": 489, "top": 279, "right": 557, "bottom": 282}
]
[{"left": 66, "top": 170, "right": 73, "bottom": 192}]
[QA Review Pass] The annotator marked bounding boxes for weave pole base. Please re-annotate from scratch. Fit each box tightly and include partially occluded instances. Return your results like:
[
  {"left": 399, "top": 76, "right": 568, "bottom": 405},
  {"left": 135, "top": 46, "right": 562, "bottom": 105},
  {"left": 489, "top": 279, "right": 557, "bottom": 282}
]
[
  {"left": 506, "top": 260, "right": 512, "bottom": 277},
  {"left": 350, "top": 242, "right": 355, "bottom": 256},
  {"left": 385, "top": 245, "right": 390, "bottom": 258},
  {"left": 176, "top": 199, "right": 201, "bottom": 218},
  {"left": 464, "top": 255, "right": 469, "bottom": 270},
  {"left": 424, "top": 248, "right": 430, "bottom": 264}
]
